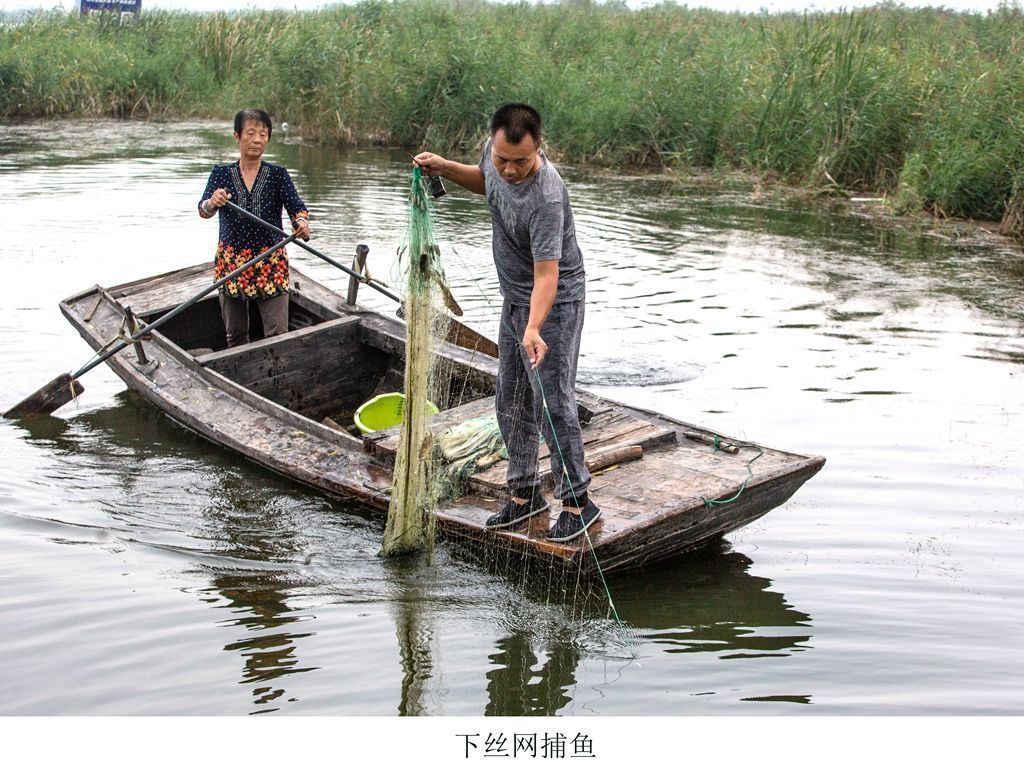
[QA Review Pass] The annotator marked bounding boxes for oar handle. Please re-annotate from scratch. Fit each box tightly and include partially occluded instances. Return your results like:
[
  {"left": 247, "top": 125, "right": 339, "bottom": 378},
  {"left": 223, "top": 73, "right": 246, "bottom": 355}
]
[
  {"left": 221, "top": 200, "right": 402, "bottom": 305},
  {"left": 223, "top": 199, "right": 500, "bottom": 359},
  {"left": 72, "top": 233, "right": 298, "bottom": 379}
]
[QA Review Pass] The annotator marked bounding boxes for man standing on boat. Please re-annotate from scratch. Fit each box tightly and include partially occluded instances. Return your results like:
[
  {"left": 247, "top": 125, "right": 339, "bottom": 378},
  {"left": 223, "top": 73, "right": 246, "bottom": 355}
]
[
  {"left": 198, "top": 108, "right": 311, "bottom": 347},
  {"left": 414, "top": 103, "right": 600, "bottom": 542}
]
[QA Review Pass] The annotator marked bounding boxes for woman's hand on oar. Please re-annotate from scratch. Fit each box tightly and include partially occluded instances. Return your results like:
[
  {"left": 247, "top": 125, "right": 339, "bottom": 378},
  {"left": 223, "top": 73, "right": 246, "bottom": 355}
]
[
  {"left": 210, "top": 189, "right": 231, "bottom": 209},
  {"left": 292, "top": 214, "right": 310, "bottom": 242},
  {"left": 199, "top": 189, "right": 231, "bottom": 219},
  {"left": 219, "top": 200, "right": 405, "bottom": 305},
  {"left": 221, "top": 200, "right": 499, "bottom": 356}
]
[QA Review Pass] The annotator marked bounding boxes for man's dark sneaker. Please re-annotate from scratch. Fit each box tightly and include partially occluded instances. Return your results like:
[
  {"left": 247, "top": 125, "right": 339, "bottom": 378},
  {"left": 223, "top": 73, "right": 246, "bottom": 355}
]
[
  {"left": 545, "top": 499, "right": 602, "bottom": 542},
  {"left": 485, "top": 493, "right": 550, "bottom": 530}
]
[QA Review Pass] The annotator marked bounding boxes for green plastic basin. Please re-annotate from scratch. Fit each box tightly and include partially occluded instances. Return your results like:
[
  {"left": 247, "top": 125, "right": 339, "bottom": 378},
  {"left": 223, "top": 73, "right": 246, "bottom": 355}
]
[{"left": 354, "top": 392, "right": 439, "bottom": 435}]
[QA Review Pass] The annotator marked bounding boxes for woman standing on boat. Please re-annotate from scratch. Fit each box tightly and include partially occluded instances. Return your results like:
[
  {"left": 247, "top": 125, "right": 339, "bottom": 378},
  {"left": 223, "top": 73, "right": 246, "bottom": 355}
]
[{"left": 198, "top": 108, "right": 311, "bottom": 347}]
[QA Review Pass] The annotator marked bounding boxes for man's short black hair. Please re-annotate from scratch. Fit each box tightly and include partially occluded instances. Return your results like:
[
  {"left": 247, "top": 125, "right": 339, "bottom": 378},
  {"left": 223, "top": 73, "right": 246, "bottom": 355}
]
[
  {"left": 234, "top": 108, "right": 273, "bottom": 139},
  {"left": 490, "top": 103, "right": 542, "bottom": 145}
]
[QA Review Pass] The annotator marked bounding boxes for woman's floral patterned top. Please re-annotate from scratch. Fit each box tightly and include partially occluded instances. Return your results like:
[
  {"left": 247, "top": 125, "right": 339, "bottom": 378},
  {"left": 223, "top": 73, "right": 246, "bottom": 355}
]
[{"left": 199, "top": 161, "right": 308, "bottom": 300}]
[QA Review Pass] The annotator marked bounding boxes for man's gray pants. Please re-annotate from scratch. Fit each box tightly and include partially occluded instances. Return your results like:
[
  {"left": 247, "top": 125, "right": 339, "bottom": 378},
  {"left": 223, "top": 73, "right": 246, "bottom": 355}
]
[{"left": 496, "top": 297, "right": 590, "bottom": 507}]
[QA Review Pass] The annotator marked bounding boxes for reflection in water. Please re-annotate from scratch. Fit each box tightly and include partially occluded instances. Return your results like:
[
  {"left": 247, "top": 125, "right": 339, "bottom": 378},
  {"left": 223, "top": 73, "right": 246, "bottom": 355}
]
[
  {"left": 207, "top": 570, "right": 315, "bottom": 715},
  {"left": 12, "top": 394, "right": 325, "bottom": 713},
  {"left": 476, "top": 541, "right": 812, "bottom": 715},
  {"left": 615, "top": 544, "right": 812, "bottom": 658},
  {"left": 385, "top": 549, "right": 598, "bottom": 716},
  {"left": 586, "top": 174, "right": 1024, "bottom": 324},
  {"left": 13, "top": 391, "right": 220, "bottom": 460},
  {"left": 395, "top": 608, "right": 434, "bottom": 716},
  {"left": 11, "top": 414, "right": 72, "bottom": 444},
  {"left": 485, "top": 634, "right": 578, "bottom": 716},
  {"left": 388, "top": 561, "right": 437, "bottom": 717},
  {"left": 200, "top": 475, "right": 318, "bottom": 716}
]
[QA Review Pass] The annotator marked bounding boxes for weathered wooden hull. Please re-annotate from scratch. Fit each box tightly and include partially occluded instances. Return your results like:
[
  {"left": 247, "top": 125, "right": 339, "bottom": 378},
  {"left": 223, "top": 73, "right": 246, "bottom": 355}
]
[{"left": 59, "top": 261, "right": 824, "bottom": 577}]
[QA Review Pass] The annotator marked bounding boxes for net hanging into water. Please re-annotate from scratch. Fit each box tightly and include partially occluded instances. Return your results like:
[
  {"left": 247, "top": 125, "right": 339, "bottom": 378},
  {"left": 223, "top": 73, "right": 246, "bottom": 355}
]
[
  {"left": 380, "top": 167, "right": 450, "bottom": 559},
  {"left": 377, "top": 169, "right": 636, "bottom": 660}
]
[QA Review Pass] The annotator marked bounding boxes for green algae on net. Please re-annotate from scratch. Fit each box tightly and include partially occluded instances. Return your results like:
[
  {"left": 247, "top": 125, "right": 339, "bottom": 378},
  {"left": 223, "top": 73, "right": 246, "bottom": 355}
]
[{"left": 380, "top": 166, "right": 450, "bottom": 559}]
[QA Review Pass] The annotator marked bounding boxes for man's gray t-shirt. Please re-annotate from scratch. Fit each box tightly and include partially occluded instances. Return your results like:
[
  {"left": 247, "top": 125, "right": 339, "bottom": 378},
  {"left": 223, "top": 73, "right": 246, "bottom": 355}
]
[{"left": 480, "top": 139, "right": 585, "bottom": 306}]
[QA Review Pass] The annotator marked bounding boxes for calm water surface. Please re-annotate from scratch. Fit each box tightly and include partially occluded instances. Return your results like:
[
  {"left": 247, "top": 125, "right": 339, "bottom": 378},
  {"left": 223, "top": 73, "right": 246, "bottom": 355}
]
[{"left": 1, "top": 120, "right": 1022, "bottom": 716}]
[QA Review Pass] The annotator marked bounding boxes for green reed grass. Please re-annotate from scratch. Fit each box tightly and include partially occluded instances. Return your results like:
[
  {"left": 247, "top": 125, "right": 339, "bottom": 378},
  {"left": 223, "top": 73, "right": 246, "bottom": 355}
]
[{"left": 3, "top": 1, "right": 1024, "bottom": 221}]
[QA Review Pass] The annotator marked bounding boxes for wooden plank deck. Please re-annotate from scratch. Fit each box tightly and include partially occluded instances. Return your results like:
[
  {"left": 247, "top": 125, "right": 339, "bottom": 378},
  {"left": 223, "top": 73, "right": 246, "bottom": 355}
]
[
  {"left": 432, "top": 438, "right": 820, "bottom": 572},
  {"left": 364, "top": 394, "right": 679, "bottom": 495},
  {"left": 111, "top": 263, "right": 214, "bottom": 316}
]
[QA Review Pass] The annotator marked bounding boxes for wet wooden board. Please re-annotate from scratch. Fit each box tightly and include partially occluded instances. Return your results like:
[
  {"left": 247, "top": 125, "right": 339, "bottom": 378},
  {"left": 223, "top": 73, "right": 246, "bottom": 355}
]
[
  {"left": 365, "top": 394, "right": 678, "bottom": 496},
  {"left": 440, "top": 446, "right": 765, "bottom": 543},
  {"left": 188, "top": 316, "right": 387, "bottom": 420},
  {"left": 434, "top": 445, "right": 822, "bottom": 574},
  {"left": 113, "top": 263, "right": 214, "bottom": 316},
  {"left": 468, "top": 408, "right": 677, "bottom": 495},
  {"left": 61, "top": 289, "right": 385, "bottom": 488},
  {"left": 198, "top": 317, "right": 363, "bottom": 384}
]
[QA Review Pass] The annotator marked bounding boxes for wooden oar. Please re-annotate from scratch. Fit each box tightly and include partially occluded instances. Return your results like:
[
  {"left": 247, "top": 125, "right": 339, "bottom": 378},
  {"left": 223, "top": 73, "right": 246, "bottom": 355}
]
[
  {"left": 221, "top": 200, "right": 499, "bottom": 358},
  {"left": 223, "top": 200, "right": 410, "bottom": 309},
  {"left": 4, "top": 233, "right": 298, "bottom": 418}
]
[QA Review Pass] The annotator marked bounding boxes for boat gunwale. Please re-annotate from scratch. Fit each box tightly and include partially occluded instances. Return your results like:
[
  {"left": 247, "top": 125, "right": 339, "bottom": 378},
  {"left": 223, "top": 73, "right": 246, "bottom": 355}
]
[
  {"left": 56, "top": 262, "right": 827, "bottom": 576},
  {"left": 60, "top": 285, "right": 368, "bottom": 452}
]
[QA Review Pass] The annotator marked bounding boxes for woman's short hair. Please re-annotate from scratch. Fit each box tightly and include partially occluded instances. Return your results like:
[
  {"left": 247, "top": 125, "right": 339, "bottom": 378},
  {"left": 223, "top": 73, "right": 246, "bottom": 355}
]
[
  {"left": 490, "top": 103, "right": 542, "bottom": 145},
  {"left": 234, "top": 108, "right": 273, "bottom": 139}
]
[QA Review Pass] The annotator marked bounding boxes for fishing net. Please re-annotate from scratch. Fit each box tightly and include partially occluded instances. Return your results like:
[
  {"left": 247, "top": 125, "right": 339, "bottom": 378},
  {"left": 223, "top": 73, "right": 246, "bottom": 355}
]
[
  {"left": 381, "top": 167, "right": 518, "bottom": 557},
  {"left": 433, "top": 414, "right": 508, "bottom": 501},
  {"left": 377, "top": 166, "right": 636, "bottom": 665},
  {"left": 380, "top": 167, "right": 449, "bottom": 559}
]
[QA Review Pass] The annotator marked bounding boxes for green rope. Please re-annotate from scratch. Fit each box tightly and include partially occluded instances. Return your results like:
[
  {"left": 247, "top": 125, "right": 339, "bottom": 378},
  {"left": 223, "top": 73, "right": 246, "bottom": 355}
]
[
  {"left": 499, "top": 319, "right": 635, "bottom": 655},
  {"left": 430, "top": 209, "right": 633, "bottom": 651},
  {"left": 700, "top": 436, "right": 764, "bottom": 507}
]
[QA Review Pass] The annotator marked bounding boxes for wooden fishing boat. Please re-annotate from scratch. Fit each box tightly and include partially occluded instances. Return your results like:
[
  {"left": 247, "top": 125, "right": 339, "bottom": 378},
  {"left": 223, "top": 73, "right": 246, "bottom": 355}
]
[{"left": 58, "top": 259, "right": 824, "bottom": 576}]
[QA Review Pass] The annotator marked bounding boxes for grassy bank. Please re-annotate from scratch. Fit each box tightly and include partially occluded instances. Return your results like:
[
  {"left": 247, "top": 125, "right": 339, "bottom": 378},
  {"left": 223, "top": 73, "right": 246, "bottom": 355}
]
[{"left": 3, "top": 1, "right": 1024, "bottom": 221}]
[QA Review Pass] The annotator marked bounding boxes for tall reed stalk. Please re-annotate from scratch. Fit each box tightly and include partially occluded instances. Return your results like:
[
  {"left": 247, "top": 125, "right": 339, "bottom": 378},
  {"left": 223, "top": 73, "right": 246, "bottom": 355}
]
[{"left": 3, "top": 1, "right": 1023, "bottom": 221}]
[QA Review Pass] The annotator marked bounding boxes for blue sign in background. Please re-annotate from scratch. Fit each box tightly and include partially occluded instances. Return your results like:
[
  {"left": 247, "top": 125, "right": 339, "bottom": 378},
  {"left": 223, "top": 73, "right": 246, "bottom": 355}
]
[{"left": 80, "top": 0, "right": 142, "bottom": 12}]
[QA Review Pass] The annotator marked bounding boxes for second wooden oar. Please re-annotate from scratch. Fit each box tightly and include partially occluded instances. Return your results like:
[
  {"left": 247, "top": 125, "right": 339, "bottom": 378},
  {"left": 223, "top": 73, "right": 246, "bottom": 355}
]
[
  {"left": 223, "top": 200, "right": 409, "bottom": 306},
  {"left": 4, "top": 233, "right": 298, "bottom": 418},
  {"left": 222, "top": 199, "right": 498, "bottom": 357}
]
